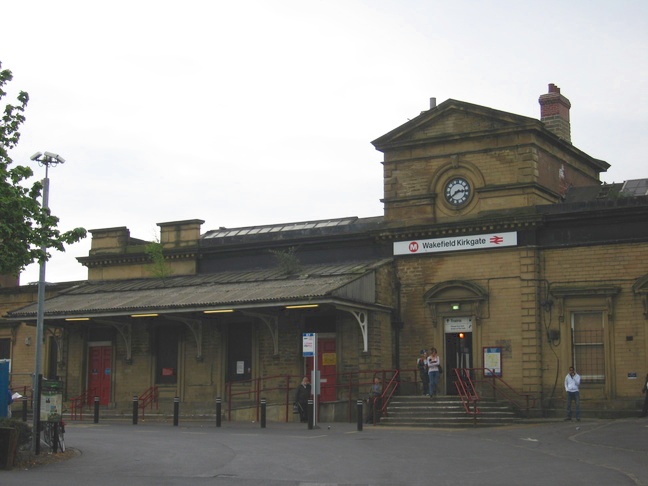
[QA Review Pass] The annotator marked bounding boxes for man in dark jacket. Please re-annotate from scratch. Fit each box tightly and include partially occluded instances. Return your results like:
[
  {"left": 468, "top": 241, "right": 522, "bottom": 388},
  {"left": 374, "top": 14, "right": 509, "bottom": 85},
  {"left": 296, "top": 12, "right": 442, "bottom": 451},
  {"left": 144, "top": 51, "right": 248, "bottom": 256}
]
[{"left": 295, "top": 377, "right": 311, "bottom": 423}]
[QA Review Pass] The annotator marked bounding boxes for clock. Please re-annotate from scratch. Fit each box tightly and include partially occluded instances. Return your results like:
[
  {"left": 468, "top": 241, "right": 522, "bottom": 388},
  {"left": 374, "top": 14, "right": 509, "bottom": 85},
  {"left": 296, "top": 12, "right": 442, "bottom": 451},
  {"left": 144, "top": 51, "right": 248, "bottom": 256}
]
[{"left": 444, "top": 177, "right": 471, "bottom": 206}]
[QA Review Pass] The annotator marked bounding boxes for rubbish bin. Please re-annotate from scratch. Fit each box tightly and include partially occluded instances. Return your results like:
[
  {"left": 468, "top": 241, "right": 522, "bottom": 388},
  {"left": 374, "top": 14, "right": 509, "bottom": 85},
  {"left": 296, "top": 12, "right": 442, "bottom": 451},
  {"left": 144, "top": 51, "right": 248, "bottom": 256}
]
[{"left": 0, "top": 427, "right": 18, "bottom": 469}]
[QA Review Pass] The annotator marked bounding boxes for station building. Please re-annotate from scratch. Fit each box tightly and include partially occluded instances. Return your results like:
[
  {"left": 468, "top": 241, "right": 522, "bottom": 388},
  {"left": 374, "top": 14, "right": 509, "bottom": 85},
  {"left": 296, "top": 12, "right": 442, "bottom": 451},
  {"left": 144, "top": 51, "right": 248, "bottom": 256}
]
[{"left": 2, "top": 84, "right": 647, "bottom": 419}]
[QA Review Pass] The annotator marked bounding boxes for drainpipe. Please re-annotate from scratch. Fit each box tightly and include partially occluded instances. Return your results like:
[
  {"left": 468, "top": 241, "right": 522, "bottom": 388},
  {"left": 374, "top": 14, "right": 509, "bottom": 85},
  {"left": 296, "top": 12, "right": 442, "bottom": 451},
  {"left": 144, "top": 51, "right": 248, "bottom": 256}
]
[{"left": 392, "top": 270, "right": 403, "bottom": 371}]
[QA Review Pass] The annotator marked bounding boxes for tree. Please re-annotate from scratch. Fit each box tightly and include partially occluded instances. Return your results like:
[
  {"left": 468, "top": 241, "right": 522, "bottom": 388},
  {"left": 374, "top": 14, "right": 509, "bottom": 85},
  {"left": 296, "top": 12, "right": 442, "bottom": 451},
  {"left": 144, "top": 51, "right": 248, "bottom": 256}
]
[
  {"left": 145, "top": 242, "right": 173, "bottom": 279},
  {"left": 270, "top": 246, "right": 301, "bottom": 275},
  {"left": 0, "top": 62, "right": 86, "bottom": 276}
]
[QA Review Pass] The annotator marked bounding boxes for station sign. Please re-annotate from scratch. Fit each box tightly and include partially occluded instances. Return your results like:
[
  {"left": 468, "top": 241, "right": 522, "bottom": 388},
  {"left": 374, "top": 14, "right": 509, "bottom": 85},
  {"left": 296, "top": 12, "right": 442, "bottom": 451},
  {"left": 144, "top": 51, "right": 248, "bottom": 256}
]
[
  {"left": 444, "top": 317, "right": 473, "bottom": 333},
  {"left": 302, "top": 333, "right": 315, "bottom": 357},
  {"left": 394, "top": 232, "right": 517, "bottom": 256}
]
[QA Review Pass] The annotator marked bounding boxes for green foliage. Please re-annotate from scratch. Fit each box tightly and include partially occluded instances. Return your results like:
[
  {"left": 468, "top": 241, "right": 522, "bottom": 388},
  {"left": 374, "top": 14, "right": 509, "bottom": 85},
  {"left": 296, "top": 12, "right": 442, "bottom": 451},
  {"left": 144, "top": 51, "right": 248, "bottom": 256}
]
[
  {"left": 0, "top": 61, "right": 87, "bottom": 275},
  {"left": 270, "top": 246, "right": 301, "bottom": 275},
  {"left": 145, "top": 242, "right": 172, "bottom": 278},
  {"left": 0, "top": 417, "right": 32, "bottom": 447}
]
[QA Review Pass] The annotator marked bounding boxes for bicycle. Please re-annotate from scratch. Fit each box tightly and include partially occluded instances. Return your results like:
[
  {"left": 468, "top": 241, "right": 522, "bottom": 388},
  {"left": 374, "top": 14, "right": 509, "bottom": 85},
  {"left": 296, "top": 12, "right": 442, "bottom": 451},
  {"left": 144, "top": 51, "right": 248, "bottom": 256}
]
[{"left": 42, "top": 420, "right": 66, "bottom": 452}]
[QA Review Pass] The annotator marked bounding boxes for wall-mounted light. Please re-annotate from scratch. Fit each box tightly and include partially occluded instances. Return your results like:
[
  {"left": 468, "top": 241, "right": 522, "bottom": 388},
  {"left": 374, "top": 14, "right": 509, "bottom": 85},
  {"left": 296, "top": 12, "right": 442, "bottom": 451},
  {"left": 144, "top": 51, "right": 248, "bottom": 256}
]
[
  {"left": 25, "top": 337, "right": 32, "bottom": 346},
  {"left": 203, "top": 309, "right": 235, "bottom": 314},
  {"left": 451, "top": 303, "right": 461, "bottom": 311},
  {"left": 285, "top": 304, "right": 319, "bottom": 309},
  {"left": 130, "top": 313, "right": 159, "bottom": 318}
]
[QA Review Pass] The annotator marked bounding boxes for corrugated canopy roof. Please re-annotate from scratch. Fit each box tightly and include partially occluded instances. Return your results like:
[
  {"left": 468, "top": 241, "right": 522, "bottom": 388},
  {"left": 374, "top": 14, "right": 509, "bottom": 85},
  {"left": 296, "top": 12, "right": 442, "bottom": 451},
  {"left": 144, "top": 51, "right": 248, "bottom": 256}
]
[{"left": 5, "top": 259, "right": 392, "bottom": 320}]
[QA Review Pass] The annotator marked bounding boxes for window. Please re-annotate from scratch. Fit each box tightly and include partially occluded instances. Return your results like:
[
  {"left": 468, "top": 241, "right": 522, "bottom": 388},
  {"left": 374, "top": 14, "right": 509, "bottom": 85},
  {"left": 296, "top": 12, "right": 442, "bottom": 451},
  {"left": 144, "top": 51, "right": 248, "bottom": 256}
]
[
  {"left": 47, "top": 336, "right": 58, "bottom": 380},
  {"left": 0, "top": 338, "right": 10, "bottom": 372},
  {"left": 0, "top": 338, "right": 10, "bottom": 360},
  {"left": 227, "top": 323, "right": 252, "bottom": 382},
  {"left": 155, "top": 327, "right": 179, "bottom": 385},
  {"left": 571, "top": 312, "right": 605, "bottom": 384}
]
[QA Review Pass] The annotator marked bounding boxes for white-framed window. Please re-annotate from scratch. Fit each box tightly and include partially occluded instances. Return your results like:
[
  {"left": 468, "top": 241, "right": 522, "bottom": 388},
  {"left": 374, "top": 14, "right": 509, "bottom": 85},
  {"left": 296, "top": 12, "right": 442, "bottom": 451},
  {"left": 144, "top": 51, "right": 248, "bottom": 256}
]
[{"left": 571, "top": 312, "right": 605, "bottom": 384}]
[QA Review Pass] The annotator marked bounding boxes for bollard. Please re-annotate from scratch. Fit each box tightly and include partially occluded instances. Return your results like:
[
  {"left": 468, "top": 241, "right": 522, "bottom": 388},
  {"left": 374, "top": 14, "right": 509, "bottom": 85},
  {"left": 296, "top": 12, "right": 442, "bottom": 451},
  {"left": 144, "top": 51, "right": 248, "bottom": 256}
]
[
  {"left": 357, "top": 399, "right": 363, "bottom": 431},
  {"left": 22, "top": 396, "right": 28, "bottom": 422},
  {"left": 307, "top": 399, "right": 314, "bottom": 430},
  {"left": 216, "top": 397, "right": 222, "bottom": 428},
  {"left": 173, "top": 397, "right": 180, "bottom": 426},
  {"left": 132, "top": 395, "right": 138, "bottom": 425},
  {"left": 260, "top": 398, "right": 266, "bottom": 428},
  {"left": 93, "top": 396, "right": 100, "bottom": 424}
]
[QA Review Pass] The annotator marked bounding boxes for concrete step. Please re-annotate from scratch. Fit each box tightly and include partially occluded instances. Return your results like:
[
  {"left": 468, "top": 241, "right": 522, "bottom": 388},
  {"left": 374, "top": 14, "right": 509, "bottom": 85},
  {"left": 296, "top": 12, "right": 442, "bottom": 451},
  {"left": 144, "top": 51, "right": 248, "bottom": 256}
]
[{"left": 380, "top": 395, "right": 524, "bottom": 428}]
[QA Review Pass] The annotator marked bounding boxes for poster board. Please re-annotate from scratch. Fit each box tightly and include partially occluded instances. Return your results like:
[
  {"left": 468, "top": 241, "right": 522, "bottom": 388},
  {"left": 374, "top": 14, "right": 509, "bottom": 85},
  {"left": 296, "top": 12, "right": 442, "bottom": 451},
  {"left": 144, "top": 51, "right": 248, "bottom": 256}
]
[
  {"left": 40, "top": 380, "right": 63, "bottom": 422},
  {"left": 483, "top": 347, "right": 502, "bottom": 377}
]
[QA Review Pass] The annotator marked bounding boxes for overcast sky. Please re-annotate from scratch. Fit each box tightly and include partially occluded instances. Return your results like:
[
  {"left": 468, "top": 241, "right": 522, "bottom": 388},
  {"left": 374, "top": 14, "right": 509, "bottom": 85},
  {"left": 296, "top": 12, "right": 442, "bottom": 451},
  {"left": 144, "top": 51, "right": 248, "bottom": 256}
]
[{"left": 2, "top": 0, "right": 647, "bottom": 284}]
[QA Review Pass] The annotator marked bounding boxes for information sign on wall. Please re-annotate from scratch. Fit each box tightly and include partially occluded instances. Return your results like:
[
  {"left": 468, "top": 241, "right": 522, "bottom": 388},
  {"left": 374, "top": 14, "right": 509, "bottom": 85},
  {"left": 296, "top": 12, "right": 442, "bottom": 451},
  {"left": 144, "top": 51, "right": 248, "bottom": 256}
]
[{"left": 483, "top": 347, "right": 502, "bottom": 377}]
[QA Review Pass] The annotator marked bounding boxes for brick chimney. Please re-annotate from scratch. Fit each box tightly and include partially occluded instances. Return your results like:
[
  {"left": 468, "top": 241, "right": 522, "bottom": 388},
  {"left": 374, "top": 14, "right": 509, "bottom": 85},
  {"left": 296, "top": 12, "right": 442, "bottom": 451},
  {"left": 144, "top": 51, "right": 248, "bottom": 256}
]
[
  {"left": 539, "top": 83, "right": 571, "bottom": 143},
  {"left": 0, "top": 274, "right": 19, "bottom": 288}
]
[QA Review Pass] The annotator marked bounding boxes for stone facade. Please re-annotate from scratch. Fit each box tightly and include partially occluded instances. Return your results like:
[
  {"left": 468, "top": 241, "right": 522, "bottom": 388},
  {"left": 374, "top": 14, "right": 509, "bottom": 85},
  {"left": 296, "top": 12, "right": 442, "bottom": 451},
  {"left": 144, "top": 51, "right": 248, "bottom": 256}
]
[{"left": 2, "top": 85, "right": 647, "bottom": 420}]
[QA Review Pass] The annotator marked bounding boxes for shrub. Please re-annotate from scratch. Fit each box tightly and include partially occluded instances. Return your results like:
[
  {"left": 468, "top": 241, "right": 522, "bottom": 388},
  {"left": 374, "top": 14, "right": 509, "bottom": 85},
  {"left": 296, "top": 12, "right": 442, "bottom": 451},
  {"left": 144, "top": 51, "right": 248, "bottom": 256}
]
[{"left": 0, "top": 418, "right": 32, "bottom": 447}]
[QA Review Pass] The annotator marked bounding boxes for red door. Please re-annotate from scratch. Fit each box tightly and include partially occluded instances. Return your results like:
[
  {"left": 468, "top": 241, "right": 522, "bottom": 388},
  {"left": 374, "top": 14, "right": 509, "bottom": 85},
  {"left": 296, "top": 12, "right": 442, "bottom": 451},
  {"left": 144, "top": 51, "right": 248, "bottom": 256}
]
[
  {"left": 88, "top": 346, "right": 112, "bottom": 405},
  {"left": 307, "top": 338, "right": 337, "bottom": 402}
]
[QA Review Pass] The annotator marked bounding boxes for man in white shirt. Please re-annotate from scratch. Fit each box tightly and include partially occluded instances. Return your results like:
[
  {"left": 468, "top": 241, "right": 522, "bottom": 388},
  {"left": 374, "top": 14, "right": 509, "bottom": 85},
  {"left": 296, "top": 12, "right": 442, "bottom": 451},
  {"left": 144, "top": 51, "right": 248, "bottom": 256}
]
[{"left": 564, "top": 366, "right": 581, "bottom": 421}]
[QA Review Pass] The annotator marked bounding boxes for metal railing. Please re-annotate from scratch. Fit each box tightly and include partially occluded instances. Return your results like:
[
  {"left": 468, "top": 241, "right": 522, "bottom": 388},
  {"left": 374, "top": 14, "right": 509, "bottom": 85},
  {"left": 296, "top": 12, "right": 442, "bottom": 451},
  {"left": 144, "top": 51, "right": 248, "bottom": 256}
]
[
  {"left": 9, "top": 385, "right": 32, "bottom": 421},
  {"left": 378, "top": 371, "right": 400, "bottom": 417},
  {"left": 138, "top": 386, "right": 159, "bottom": 418},
  {"left": 70, "top": 388, "right": 96, "bottom": 420},
  {"left": 471, "top": 368, "right": 537, "bottom": 416},
  {"left": 225, "top": 374, "right": 296, "bottom": 422},
  {"left": 453, "top": 368, "right": 481, "bottom": 420},
  {"left": 222, "top": 367, "right": 536, "bottom": 423},
  {"left": 453, "top": 367, "right": 539, "bottom": 419},
  {"left": 224, "top": 369, "right": 404, "bottom": 423}
]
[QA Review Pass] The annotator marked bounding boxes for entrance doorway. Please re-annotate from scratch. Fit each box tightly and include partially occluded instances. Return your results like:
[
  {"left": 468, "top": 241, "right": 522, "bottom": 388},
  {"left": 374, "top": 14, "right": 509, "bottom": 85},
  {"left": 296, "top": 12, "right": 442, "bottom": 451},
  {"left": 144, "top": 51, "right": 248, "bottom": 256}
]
[
  {"left": 87, "top": 345, "right": 112, "bottom": 405},
  {"left": 306, "top": 337, "right": 337, "bottom": 402},
  {"left": 443, "top": 316, "right": 474, "bottom": 395},
  {"left": 227, "top": 323, "right": 252, "bottom": 382}
]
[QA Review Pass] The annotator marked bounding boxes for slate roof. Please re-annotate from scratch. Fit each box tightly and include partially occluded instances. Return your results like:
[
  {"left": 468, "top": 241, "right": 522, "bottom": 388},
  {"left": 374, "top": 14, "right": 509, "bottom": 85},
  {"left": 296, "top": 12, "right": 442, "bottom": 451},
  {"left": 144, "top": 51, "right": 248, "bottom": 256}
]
[{"left": 5, "top": 259, "right": 392, "bottom": 320}]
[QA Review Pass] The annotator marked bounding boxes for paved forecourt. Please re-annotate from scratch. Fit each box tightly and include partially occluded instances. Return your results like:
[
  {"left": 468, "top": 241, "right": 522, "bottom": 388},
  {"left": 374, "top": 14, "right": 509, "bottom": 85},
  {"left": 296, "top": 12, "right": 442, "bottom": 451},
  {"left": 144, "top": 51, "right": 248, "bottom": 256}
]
[{"left": 4, "top": 417, "right": 648, "bottom": 486}]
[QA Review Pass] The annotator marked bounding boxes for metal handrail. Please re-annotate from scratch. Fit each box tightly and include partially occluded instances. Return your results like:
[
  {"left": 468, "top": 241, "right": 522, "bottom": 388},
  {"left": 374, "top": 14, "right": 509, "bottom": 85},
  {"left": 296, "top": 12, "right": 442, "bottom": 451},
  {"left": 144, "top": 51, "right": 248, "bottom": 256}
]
[
  {"left": 378, "top": 370, "right": 400, "bottom": 416},
  {"left": 471, "top": 367, "right": 537, "bottom": 415},
  {"left": 138, "top": 386, "right": 159, "bottom": 417},
  {"left": 9, "top": 385, "right": 32, "bottom": 420},
  {"left": 225, "top": 375, "right": 296, "bottom": 422},
  {"left": 453, "top": 368, "right": 481, "bottom": 417},
  {"left": 224, "top": 369, "right": 405, "bottom": 422},
  {"left": 69, "top": 388, "right": 95, "bottom": 420}
]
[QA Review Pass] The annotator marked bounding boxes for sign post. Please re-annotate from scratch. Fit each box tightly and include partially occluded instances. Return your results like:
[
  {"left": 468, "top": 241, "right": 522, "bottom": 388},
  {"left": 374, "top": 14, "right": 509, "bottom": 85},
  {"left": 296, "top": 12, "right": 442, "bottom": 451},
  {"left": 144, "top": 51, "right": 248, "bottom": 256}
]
[{"left": 303, "top": 333, "right": 319, "bottom": 428}]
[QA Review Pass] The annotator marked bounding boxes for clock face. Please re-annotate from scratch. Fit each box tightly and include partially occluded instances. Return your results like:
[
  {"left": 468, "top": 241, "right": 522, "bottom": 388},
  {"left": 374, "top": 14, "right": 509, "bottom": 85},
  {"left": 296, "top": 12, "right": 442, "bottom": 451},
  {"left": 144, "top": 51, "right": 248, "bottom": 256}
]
[{"left": 444, "top": 178, "right": 471, "bottom": 206}]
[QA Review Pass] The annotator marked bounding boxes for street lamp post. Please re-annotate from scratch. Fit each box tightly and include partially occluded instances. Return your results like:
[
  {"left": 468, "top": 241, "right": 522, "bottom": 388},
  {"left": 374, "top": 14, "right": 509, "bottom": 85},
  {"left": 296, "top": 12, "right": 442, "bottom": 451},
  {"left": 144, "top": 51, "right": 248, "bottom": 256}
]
[{"left": 30, "top": 151, "right": 65, "bottom": 454}]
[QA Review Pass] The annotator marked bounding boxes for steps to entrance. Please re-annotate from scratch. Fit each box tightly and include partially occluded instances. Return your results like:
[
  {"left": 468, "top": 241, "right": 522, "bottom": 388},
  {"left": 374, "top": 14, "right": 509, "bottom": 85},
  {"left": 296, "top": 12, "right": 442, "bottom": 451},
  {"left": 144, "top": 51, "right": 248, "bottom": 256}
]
[{"left": 380, "top": 395, "right": 524, "bottom": 428}]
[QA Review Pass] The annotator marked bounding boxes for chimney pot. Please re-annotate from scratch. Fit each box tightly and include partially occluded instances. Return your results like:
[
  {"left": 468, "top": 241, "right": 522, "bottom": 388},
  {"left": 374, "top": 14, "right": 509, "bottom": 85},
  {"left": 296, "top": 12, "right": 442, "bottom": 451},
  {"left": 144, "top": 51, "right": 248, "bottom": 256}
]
[
  {"left": 430, "top": 97, "right": 437, "bottom": 109},
  {"left": 539, "top": 83, "right": 571, "bottom": 143}
]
